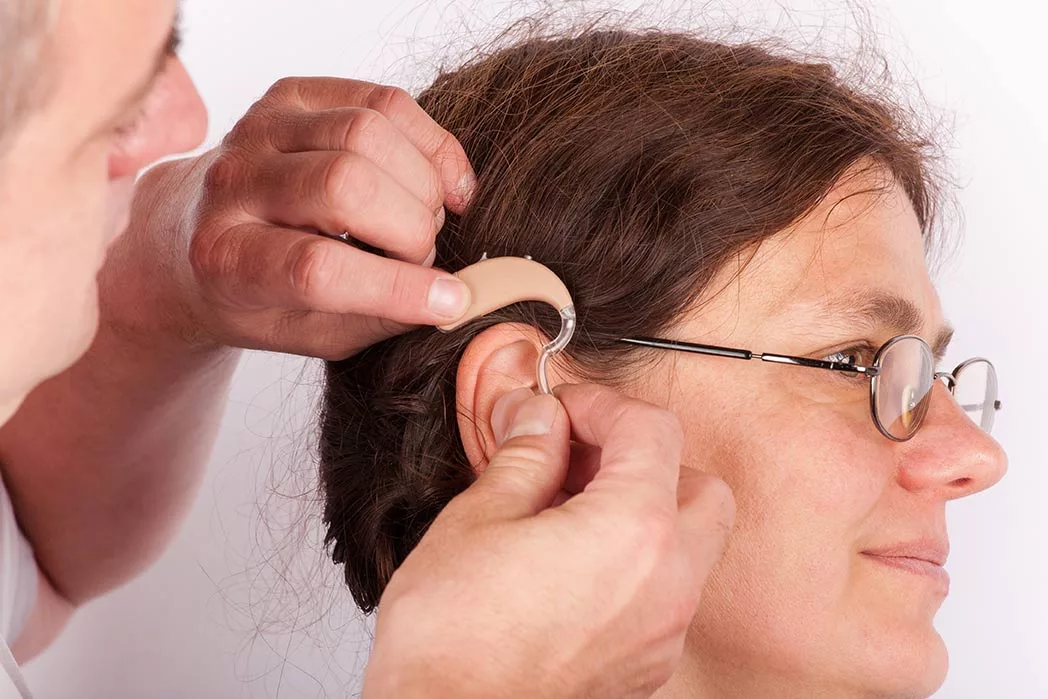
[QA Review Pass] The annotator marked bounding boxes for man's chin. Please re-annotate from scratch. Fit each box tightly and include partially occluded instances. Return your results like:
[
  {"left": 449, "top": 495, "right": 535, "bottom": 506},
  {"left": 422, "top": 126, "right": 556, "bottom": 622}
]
[
  {"left": 0, "top": 395, "right": 27, "bottom": 428},
  {"left": 49, "top": 286, "right": 102, "bottom": 382},
  {"left": 5, "top": 299, "right": 98, "bottom": 423}
]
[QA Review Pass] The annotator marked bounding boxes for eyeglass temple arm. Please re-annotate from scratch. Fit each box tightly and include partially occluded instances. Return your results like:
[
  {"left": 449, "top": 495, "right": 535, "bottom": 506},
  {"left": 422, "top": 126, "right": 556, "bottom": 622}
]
[
  {"left": 619, "top": 337, "right": 880, "bottom": 376},
  {"left": 957, "top": 401, "right": 1003, "bottom": 411}
]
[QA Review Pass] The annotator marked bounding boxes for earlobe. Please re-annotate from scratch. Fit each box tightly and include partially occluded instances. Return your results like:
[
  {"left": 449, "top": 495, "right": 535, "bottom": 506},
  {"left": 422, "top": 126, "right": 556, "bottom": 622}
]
[{"left": 456, "top": 323, "right": 557, "bottom": 474}]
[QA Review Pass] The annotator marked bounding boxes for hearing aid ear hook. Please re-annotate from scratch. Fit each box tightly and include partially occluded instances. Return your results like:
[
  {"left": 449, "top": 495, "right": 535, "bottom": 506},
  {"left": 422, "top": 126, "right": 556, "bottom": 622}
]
[{"left": 437, "top": 256, "right": 577, "bottom": 395}]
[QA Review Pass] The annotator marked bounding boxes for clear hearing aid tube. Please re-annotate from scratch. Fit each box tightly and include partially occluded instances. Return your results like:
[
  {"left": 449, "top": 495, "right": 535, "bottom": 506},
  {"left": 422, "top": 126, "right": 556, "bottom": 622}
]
[
  {"left": 437, "top": 256, "right": 576, "bottom": 395},
  {"left": 536, "top": 306, "right": 576, "bottom": 394}
]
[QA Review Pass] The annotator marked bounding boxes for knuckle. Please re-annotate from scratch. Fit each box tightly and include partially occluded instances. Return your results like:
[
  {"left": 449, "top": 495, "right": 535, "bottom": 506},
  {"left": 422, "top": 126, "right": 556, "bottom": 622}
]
[
  {"left": 606, "top": 398, "right": 683, "bottom": 447},
  {"left": 667, "top": 592, "right": 696, "bottom": 635},
  {"left": 627, "top": 404, "right": 685, "bottom": 461},
  {"left": 264, "top": 77, "right": 301, "bottom": 103},
  {"left": 187, "top": 222, "right": 234, "bottom": 287},
  {"left": 223, "top": 111, "right": 262, "bottom": 149},
  {"left": 202, "top": 153, "right": 245, "bottom": 200},
  {"left": 645, "top": 406, "right": 685, "bottom": 445},
  {"left": 322, "top": 153, "right": 373, "bottom": 216},
  {"left": 287, "top": 238, "right": 339, "bottom": 303},
  {"left": 340, "top": 109, "right": 389, "bottom": 157},
  {"left": 694, "top": 475, "right": 736, "bottom": 518},
  {"left": 616, "top": 501, "right": 676, "bottom": 555},
  {"left": 680, "top": 473, "right": 736, "bottom": 539},
  {"left": 405, "top": 209, "right": 438, "bottom": 260},
  {"left": 432, "top": 128, "right": 462, "bottom": 165},
  {"left": 186, "top": 229, "right": 215, "bottom": 282},
  {"left": 421, "top": 164, "right": 445, "bottom": 211},
  {"left": 368, "top": 85, "right": 415, "bottom": 118},
  {"left": 641, "top": 507, "right": 678, "bottom": 552}
]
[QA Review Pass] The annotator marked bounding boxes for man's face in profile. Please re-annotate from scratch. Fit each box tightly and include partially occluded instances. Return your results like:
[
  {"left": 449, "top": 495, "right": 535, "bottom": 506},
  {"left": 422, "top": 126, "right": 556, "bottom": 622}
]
[{"left": 0, "top": 0, "right": 207, "bottom": 419}]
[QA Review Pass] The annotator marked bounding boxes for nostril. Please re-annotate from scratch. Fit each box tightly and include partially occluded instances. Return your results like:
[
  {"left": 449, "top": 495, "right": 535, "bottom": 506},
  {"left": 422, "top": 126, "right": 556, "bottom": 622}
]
[{"left": 951, "top": 476, "right": 974, "bottom": 490}]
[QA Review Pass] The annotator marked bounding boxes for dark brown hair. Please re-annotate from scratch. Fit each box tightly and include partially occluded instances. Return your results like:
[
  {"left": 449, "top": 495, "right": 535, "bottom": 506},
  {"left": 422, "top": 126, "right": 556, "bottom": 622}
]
[{"left": 319, "top": 27, "right": 941, "bottom": 613}]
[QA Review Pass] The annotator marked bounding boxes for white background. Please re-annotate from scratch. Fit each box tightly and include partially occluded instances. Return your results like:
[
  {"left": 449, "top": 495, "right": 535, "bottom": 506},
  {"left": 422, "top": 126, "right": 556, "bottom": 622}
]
[{"left": 23, "top": 1, "right": 1048, "bottom": 697}]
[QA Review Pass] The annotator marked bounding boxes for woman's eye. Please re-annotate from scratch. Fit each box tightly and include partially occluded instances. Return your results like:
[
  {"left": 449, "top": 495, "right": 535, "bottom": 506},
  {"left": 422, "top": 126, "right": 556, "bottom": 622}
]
[
  {"left": 825, "top": 347, "right": 873, "bottom": 366},
  {"left": 825, "top": 350, "right": 859, "bottom": 365},
  {"left": 822, "top": 344, "right": 876, "bottom": 383}
]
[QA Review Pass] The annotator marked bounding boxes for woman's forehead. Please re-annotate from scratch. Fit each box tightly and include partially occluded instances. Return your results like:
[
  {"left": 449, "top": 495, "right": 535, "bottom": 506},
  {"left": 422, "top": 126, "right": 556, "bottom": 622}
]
[{"left": 689, "top": 174, "right": 944, "bottom": 345}]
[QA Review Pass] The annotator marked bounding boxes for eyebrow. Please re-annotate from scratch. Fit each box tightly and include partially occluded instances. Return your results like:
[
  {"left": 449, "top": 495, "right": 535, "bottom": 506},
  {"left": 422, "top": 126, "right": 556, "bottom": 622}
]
[{"left": 818, "top": 290, "right": 955, "bottom": 360}]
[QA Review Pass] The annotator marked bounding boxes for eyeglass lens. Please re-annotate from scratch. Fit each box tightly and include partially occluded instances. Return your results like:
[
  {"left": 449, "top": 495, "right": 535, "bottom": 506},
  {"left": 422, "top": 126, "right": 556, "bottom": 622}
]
[
  {"left": 874, "top": 337, "right": 935, "bottom": 440},
  {"left": 873, "top": 337, "right": 998, "bottom": 439}
]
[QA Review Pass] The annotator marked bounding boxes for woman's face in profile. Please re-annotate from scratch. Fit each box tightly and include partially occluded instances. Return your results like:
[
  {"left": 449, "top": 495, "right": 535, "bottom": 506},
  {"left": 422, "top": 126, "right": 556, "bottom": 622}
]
[{"left": 637, "top": 168, "right": 1008, "bottom": 697}]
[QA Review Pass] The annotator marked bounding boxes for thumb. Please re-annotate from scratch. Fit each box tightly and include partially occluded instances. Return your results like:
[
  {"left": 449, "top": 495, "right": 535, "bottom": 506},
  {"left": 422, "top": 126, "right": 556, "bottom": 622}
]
[
  {"left": 675, "top": 469, "right": 736, "bottom": 592},
  {"left": 468, "top": 391, "right": 571, "bottom": 520}
]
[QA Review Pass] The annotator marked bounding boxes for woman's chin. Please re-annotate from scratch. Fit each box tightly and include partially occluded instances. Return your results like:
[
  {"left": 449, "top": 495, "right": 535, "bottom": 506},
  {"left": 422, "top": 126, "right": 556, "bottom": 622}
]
[{"left": 857, "top": 626, "right": 948, "bottom": 699}]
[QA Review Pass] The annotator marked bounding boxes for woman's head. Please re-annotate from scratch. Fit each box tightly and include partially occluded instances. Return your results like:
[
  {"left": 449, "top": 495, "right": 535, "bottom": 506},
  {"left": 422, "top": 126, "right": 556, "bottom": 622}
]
[{"left": 320, "top": 28, "right": 1006, "bottom": 698}]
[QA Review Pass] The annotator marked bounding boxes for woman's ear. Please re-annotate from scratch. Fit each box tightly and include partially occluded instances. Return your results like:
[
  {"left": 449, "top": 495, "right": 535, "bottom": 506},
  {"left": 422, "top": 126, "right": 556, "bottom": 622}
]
[{"left": 456, "top": 322, "right": 568, "bottom": 475}]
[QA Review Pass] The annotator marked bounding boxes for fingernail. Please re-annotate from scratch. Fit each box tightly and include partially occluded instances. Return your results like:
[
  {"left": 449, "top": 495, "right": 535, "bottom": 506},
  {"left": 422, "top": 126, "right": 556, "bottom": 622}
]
[
  {"left": 435, "top": 207, "right": 446, "bottom": 231},
  {"left": 454, "top": 171, "right": 478, "bottom": 201},
  {"left": 492, "top": 387, "right": 534, "bottom": 445},
  {"left": 423, "top": 247, "right": 437, "bottom": 268},
  {"left": 502, "top": 394, "right": 560, "bottom": 443},
  {"left": 428, "top": 277, "right": 471, "bottom": 320}
]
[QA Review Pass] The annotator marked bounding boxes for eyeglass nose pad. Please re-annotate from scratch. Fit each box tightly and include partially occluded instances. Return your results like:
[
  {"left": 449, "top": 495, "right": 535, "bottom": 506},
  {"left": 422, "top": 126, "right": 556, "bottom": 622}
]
[{"left": 934, "top": 371, "right": 957, "bottom": 390}]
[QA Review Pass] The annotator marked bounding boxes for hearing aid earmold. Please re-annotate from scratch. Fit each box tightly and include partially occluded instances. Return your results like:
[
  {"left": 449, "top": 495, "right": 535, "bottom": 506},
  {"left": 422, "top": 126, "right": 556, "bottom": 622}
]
[{"left": 437, "top": 256, "right": 576, "bottom": 395}]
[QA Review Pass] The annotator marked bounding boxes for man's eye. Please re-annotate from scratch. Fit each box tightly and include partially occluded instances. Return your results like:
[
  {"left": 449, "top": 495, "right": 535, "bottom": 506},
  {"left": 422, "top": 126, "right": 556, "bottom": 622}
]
[
  {"left": 113, "top": 110, "right": 145, "bottom": 140},
  {"left": 109, "top": 108, "right": 149, "bottom": 153}
]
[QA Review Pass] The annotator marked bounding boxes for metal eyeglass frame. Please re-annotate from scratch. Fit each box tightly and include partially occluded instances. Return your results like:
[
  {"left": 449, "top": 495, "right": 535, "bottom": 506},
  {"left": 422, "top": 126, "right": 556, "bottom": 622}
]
[{"left": 619, "top": 334, "right": 1001, "bottom": 442}]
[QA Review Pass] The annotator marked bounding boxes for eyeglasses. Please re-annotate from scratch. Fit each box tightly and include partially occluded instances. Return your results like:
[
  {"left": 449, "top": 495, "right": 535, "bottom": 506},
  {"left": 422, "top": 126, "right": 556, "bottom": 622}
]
[{"left": 619, "top": 334, "right": 1000, "bottom": 442}]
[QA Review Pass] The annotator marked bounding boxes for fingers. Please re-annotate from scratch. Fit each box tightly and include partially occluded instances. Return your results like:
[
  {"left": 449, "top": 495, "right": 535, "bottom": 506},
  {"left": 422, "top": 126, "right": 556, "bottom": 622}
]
[
  {"left": 260, "top": 78, "right": 476, "bottom": 213},
  {"left": 674, "top": 468, "right": 736, "bottom": 589},
  {"left": 190, "top": 222, "right": 471, "bottom": 324},
  {"left": 554, "top": 383, "right": 684, "bottom": 500},
  {"left": 561, "top": 441, "right": 603, "bottom": 495},
  {"left": 461, "top": 390, "right": 572, "bottom": 521},
  {"left": 265, "top": 108, "right": 446, "bottom": 218},
  {"left": 242, "top": 310, "right": 412, "bottom": 361},
  {"left": 241, "top": 151, "right": 442, "bottom": 264}
]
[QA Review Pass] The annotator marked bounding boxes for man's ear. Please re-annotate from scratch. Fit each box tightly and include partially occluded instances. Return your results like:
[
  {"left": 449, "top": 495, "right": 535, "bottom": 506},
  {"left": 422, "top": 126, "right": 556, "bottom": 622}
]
[{"left": 456, "top": 322, "right": 568, "bottom": 475}]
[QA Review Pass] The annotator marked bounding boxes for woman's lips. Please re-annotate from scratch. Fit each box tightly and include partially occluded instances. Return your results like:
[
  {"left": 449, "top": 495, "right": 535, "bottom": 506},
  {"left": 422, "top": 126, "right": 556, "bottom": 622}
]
[{"left": 861, "top": 551, "right": 951, "bottom": 593}]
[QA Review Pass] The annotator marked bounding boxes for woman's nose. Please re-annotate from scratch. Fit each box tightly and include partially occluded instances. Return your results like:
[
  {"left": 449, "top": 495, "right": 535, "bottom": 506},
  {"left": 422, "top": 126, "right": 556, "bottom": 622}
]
[{"left": 896, "top": 383, "right": 1008, "bottom": 499}]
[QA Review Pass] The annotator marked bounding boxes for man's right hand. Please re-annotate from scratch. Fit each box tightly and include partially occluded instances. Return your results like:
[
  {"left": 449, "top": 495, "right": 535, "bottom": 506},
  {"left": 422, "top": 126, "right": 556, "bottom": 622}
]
[
  {"left": 115, "top": 77, "right": 477, "bottom": 360},
  {"left": 363, "top": 384, "right": 736, "bottom": 699}
]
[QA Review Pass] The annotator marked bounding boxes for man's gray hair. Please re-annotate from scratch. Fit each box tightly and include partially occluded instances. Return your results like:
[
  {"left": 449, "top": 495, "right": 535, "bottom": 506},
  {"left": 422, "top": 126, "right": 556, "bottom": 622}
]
[{"left": 0, "top": 0, "right": 58, "bottom": 143}]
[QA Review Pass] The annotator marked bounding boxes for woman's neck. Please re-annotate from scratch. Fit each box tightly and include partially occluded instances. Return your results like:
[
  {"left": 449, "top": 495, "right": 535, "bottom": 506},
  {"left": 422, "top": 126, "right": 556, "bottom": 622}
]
[{"left": 653, "top": 646, "right": 857, "bottom": 699}]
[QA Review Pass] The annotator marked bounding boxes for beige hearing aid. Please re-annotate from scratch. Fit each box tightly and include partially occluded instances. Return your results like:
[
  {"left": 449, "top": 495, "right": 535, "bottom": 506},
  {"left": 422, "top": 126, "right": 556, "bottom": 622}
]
[{"left": 438, "top": 255, "right": 577, "bottom": 395}]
